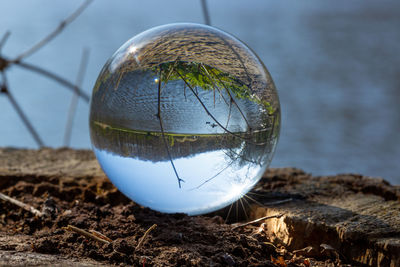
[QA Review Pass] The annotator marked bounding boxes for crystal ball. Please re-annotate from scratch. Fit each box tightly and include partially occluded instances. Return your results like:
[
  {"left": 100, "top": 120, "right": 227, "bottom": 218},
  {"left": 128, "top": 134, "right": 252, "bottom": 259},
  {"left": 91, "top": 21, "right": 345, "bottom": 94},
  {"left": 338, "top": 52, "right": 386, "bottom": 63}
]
[{"left": 89, "top": 23, "right": 280, "bottom": 215}]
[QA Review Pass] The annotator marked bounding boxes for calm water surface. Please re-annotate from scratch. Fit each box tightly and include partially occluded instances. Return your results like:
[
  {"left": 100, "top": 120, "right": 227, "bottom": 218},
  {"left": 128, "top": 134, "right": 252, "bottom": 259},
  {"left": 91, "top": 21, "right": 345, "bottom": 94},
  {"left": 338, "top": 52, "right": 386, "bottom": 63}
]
[{"left": 0, "top": 0, "right": 399, "bottom": 184}]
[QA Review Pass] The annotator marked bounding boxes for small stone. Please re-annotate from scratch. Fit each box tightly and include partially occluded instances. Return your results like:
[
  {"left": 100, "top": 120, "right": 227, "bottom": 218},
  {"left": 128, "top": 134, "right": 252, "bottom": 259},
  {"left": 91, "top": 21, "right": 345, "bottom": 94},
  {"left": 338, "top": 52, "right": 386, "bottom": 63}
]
[{"left": 222, "top": 253, "right": 235, "bottom": 266}]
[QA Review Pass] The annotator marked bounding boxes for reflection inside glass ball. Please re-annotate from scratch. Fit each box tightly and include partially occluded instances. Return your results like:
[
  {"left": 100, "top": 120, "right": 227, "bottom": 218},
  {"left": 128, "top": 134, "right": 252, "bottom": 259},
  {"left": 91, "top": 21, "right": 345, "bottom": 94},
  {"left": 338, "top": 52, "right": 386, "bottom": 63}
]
[{"left": 89, "top": 23, "right": 280, "bottom": 215}]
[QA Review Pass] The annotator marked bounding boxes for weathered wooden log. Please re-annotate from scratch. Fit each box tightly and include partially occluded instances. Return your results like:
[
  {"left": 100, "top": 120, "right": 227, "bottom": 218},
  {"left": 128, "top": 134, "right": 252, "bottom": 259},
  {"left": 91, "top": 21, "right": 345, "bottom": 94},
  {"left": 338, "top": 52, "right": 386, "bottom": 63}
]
[{"left": 248, "top": 168, "right": 400, "bottom": 267}]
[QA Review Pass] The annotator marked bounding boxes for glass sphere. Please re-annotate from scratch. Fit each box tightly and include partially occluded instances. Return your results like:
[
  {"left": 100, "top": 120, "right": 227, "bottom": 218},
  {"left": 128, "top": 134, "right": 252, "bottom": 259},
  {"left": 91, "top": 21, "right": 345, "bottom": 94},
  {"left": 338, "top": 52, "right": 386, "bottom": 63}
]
[{"left": 89, "top": 23, "right": 280, "bottom": 215}]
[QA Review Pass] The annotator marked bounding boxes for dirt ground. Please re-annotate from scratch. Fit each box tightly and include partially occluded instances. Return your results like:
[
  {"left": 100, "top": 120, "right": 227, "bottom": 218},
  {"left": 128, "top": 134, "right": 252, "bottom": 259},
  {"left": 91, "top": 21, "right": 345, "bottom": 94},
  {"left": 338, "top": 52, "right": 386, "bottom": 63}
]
[
  {"left": 2, "top": 148, "right": 397, "bottom": 266},
  {"left": 0, "top": 176, "right": 345, "bottom": 266}
]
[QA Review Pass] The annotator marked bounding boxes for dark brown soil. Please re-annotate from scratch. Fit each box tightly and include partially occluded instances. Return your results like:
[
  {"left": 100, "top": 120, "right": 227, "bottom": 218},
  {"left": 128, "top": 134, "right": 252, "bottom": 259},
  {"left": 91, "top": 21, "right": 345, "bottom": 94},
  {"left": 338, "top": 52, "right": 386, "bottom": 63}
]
[
  {"left": 0, "top": 173, "right": 350, "bottom": 266},
  {"left": 7, "top": 148, "right": 400, "bottom": 266}
]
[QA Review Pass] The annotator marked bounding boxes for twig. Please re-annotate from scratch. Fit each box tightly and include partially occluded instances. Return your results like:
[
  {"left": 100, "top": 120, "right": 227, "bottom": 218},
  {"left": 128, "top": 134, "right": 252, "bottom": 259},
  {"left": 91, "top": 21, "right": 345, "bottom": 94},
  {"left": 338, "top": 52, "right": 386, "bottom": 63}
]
[
  {"left": 135, "top": 224, "right": 157, "bottom": 251},
  {"left": 89, "top": 229, "right": 113, "bottom": 243},
  {"left": 0, "top": 31, "right": 11, "bottom": 53},
  {"left": 157, "top": 68, "right": 184, "bottom": 188},
  {"left": 0, "top": 192, "right": 45, "bottom": 217},
  {"left": 63, "top": 48, "right": 90, "bottom": 146},
  {"left": 208, "top": 67, "right": 251, "bottom": 129},
  {"left": 200, "top": 0, "right": 211, "bottom": 26},
  {"left": 0, "top": 1, "right": 92, "bottom": 148},
  {"left": 1, "top": 72, "right": 44, "bottom": 147},
  {"left": 14, "top": 61, "right": 90, "bottom": 102},
  {"left": 174, "top": 69, "right": 249, "bottom": 141},
  {"left": 189, "top": 159, "right": 235, "bottom": 190},
  {"left": 63, "top": 225, "right": 111, "bottom": 245},
  {"left": 231, "top": 213, "right": 283, "bottom": 230},
  {"left": 199, "top": 64, "right": 229, "bottom": 106},
  {"left": 263, "top": 198, "right": 293, "bottom": 206},
  {"left": 14, "top": 0, "right": 93, "bottom": 62}
]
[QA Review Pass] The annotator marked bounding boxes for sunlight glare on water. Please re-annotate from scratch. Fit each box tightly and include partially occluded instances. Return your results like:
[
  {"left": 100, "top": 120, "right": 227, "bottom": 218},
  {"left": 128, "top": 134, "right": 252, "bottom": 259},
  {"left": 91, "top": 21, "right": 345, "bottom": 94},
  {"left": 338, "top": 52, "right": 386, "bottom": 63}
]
[{"left": 89, "top": 23, "right": 280, "bottom": 215}]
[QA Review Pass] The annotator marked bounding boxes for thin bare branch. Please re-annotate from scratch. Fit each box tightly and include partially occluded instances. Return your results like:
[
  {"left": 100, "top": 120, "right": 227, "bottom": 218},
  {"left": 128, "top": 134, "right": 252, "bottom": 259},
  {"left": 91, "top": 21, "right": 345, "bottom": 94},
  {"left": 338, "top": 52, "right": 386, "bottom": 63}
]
[
  {"left": 192, "top": 140, "right": 265, "bottom": 190},
  {"left": 200, "top": 0, "right": 211, "bottom": 26},
  {"left": 15, "top": 61, "right": 90, "bottom": 102},
  {"left": 14, "top": 0, "right": 93, "bottom": 61},
  {"left": 63, "top": 225, "right": 111, "bottom": 245},
  {"left": 6, "top": 91, "right": 44, "bottom": 147},
  {"left": 157, "top": 69, "right": 184, "bottom": 188},
  {"left": 263, "top": 198, "right": 293, "bottom": 206},
  {"left": 226, "top": 98, "right": 232, "bottom": 128},
  {"left": 135, "top": 224, "right": 157, "bottom": 251},
  {"left": 267, "top": 111, "right": 277, "bottom": 140},
  {"left": 0, "top": 192, "right": 45, "bottom": 217},
  {"left": 231, "top": 213, "right": 284, "bottom": 230},
  {"left": 0, "top": 31, "right": 11, "bottom": 53},
  {"left": 1, "top": 72, "right": 44, "bottom": 147},
  {"left": 190, "top": 158, "right": 235, "bottom": 191},
  {"left": 183, "top": 82, "right": 187, "bottom": 100},
  {"left": 224, "top": 145, "right": 262, "bottom": 164},
  {"left": 174, "top": 68, "right": 253, "bottom": 142},
  {"left": 208, "top": 67, "right": 251, "bottom": 130},
  {"left": 63, "top": 48, "right": 90, "bottom": 146}
]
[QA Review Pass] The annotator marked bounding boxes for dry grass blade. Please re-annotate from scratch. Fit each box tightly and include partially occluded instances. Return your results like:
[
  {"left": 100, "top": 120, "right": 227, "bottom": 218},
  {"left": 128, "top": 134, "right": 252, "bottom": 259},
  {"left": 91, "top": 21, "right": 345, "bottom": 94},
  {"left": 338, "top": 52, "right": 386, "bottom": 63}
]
[
  {"left": 89, "top": 229, "right": 113, "bottom": 243},
  {"left": 14, "top": 0, "right": 93, "bottom": 62},
  {"left": 0, "top": 192, "right": 45, "bottom": 217},
  {"left": 231, "top": 213, "right": 284, "bottom": 230},
  {"left": 135, "top": 224, "right": 157, "bottom": 251},
  {"left": 63, "top": 225, "right": 111, "bottom": 245}
]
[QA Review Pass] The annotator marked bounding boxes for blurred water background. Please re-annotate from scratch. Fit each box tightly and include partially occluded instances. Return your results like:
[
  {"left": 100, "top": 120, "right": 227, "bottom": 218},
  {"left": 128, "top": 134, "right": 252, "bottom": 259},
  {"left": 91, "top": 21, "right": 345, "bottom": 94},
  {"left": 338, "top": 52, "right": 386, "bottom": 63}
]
[{"left": 0, "top": 0, "right": 399, "bottom": 184}]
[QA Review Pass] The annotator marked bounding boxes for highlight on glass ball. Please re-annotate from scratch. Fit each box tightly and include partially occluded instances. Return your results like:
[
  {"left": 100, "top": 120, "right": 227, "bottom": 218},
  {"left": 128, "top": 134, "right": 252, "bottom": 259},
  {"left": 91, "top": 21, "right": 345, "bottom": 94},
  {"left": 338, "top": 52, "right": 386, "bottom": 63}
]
[{"left": 89, "top": 23, "right": 280, "bottom": 215}]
